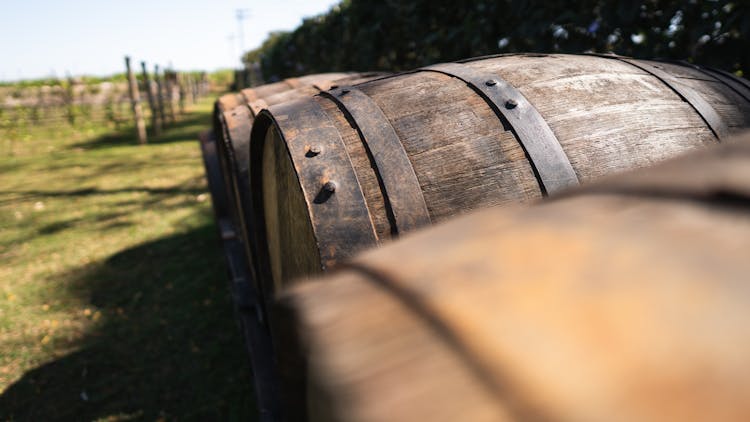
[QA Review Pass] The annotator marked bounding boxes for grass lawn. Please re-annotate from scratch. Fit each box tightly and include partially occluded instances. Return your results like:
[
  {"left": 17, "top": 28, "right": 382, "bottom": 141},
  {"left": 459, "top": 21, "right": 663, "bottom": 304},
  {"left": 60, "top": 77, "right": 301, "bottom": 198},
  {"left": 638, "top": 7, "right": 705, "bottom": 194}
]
[{"left": 0, "top": 99, "right": 256, "bottom": 421}]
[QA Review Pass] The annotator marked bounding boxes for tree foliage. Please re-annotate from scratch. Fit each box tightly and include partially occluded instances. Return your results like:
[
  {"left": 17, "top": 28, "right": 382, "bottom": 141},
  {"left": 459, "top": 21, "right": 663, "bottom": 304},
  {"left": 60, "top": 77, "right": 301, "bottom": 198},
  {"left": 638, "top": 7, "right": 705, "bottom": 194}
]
[{"left": 243, "top": 0, "right": 750, "bottom": 80}]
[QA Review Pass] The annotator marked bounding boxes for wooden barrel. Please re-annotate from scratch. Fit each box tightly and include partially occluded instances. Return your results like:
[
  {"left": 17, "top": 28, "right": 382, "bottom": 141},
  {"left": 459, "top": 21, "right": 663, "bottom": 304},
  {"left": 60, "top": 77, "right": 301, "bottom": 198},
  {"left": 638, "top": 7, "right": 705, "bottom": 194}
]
[
  {"left": 249, "top": 53, "right": 750, "bottom": 297},
  {"left": 212, "top": 72, "right": 362, "bottom": 245},
  {"left": 212, "top": 72, "right": 388, "bottom": 302},
  {"left": 204, "top": 72, "right": 389, "bottom": 421},
  {"left": 277, "top": 132, "right": 750, "bottom": 421}
]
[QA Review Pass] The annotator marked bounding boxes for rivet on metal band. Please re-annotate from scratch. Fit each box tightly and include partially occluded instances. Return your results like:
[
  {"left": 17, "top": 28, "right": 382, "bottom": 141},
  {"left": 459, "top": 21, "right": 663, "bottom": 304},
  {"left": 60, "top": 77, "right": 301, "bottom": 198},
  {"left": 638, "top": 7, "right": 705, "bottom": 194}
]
[
  {"left": 422, "top": 62, "right": 579, "bottom": 195},
  {"left": 323, "top": 86, "right": 432, "bottom": 235},
  {"left": 267, "top": 97, "right": 378, "bottom": 268}
]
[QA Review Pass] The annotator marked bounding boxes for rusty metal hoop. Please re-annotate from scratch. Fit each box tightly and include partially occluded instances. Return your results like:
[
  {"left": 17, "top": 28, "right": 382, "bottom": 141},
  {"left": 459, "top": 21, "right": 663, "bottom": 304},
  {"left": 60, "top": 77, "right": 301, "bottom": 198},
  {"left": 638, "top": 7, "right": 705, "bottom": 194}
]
[
  {"left": 422, "top": 62, "right": 579, "bottom": 195},
  {"left": 322, "top": 87, "right": 431, "bottom": 235}
]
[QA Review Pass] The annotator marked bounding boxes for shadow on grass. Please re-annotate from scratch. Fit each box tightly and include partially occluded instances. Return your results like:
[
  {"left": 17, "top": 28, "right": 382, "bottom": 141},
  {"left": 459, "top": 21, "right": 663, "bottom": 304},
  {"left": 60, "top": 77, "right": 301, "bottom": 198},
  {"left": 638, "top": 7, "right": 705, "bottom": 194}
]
[
  {"left": 1, "top": 184, "right": 206, "bottom": 208},
  {"left": 37, "top": 212, "right": 126, "bottom": 235},
  {"left": 0, "top": 221, "right": 257, "bottom": 421},
  {"left": 72, "top": 111, "right": 211, "bottom": 150}
]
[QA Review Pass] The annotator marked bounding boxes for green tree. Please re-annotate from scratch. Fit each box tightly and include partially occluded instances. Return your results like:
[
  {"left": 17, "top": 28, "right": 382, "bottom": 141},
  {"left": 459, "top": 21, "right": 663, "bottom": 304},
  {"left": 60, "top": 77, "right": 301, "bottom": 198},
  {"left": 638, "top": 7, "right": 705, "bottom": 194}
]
[{"left": 244, "top": 0, "right": 750, "bottom": 80}]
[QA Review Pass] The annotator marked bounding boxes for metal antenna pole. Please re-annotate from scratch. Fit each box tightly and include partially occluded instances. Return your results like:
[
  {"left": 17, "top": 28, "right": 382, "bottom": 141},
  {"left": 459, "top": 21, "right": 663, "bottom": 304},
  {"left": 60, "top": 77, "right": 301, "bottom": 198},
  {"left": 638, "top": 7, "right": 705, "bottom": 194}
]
[{"left": 236, "top": 8, "right": 251, "bottom": 65}]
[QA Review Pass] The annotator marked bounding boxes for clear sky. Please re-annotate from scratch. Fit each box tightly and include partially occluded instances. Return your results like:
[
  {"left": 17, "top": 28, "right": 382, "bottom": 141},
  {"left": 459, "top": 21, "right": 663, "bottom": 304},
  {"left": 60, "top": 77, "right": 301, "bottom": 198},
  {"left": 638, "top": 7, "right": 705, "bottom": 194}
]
[{"left": 0, "top": 0, "right": 340, "bottom": 82}]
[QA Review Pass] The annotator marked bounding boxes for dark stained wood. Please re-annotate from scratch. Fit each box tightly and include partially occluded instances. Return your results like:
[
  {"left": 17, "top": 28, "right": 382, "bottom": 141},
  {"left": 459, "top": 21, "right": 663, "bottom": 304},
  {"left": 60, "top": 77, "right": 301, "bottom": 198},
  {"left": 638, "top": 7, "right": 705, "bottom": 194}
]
[
  {"left": 124, "top": 56, "right": 147, "bottom": 144},
  {"left": 213, "top": 73, "right": 390, "bottom": 287},
  {"left": 278, "top": 132, "right": 750, "bottom": 421},
  {"left": 252, "top": 54, "right": 750, "bottom": 298},
  {"left": 323, "top": 86, "right": 431, "bottom": 233},
  {"left": 198, "top": 130, "right": 231, "bottom": 222},
  {"left": 315, "top": 95, "right": 392, "bottom": 241},
  {"left": 261, "top": 126, "right": 320, "bottom": 293},
  {"left": 423, "top": 62, "right": 579, "bottom": 194}
]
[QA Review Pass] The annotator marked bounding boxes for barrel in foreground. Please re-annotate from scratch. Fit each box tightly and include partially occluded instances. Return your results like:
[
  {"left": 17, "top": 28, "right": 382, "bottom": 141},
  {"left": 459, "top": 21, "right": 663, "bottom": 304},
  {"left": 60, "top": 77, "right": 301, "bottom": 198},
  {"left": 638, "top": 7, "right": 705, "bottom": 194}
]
[
  {"left": 278, "top": 131, "right": 750, "bottom": 422},
  {"left": 249, "top": 53, "right": 750, "bottom": 299}
]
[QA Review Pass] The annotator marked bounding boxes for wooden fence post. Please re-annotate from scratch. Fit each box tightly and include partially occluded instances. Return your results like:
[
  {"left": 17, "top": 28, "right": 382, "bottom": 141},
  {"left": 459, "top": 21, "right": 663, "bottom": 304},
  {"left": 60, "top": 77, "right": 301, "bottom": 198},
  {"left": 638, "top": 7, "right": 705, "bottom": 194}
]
[
  {"left": 140, "top": 61, "right": 161, "bottom": 136},
  {"left": 164, "top": 69, "right": 176, "bottom": 124},
  {"left": 190, "top": 74, "right": 198, "bottom": 102},
  {"left": 124, "top": 56, "right": 147, "bottom": 144},
  {"left": 178, "top": 72, "right": 187, "bottom": 112},
  {"left": 154, "top": 64, "right": 167, "bottom": 128},
  {"left": 64, "top": 77, "right": 76, "bottom": 126}
]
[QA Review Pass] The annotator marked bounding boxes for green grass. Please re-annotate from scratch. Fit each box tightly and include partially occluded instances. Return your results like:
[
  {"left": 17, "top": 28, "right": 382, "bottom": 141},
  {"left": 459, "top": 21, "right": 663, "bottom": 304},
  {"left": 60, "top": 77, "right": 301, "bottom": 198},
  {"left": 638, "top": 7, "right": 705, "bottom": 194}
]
[{"left": 0, "top": 99, "right": 257, "bottom": 421}]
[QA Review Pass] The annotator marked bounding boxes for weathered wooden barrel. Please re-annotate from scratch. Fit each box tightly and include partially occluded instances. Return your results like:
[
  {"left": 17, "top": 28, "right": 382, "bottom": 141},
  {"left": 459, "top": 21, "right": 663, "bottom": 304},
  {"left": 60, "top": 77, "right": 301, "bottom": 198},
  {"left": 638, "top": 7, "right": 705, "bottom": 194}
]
[
  {"left": 203, "top": 72, "right": 389, "bottom": 421},
  {"left": 212, "top": 72, "right": 388, "bottom": 303},
  {"left": 277, "top": 132, "right": 750, "bottom": 421},
  {"left": 213, "top": 72, "right": 360, "bottom": 246},
  {"left": 249, "top": 53, "right": 750, "bottom": 297}
]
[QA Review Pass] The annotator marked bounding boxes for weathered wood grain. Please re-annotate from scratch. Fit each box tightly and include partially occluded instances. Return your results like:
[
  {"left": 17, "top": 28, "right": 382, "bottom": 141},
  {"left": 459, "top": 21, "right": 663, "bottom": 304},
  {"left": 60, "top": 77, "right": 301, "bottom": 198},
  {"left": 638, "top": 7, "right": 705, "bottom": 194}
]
[
  {"left": 316, "top": 95, "right": 392, "bottom": 241},
  {"left": 212, "top": 72, "right": 388, "bottom": 281},
  {"left": 261, "top": 127, "right": 320, "bottom": 293},
  {"left": 279, "top": 132, "right": 750, "bottom": 422},
  {"left": 252, "top": 54, "right": 750, "bottom": 297},
  {"left": 240, "top": 73, "right": 353, "bottom": 104}
]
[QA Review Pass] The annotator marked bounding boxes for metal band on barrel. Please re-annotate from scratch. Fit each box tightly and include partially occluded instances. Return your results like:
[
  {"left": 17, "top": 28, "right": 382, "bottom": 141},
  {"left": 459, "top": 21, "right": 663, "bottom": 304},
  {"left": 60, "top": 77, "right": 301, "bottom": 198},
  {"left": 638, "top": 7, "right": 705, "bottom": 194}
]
[
  {"left": 271, "top": 97, "right": 378, "bottom": 268},
  {"left": 709, "top": 67, "right": 750, "bottom": 92},
  {"left": 422, "top": 62, "right": 579, "bottom": 195},
  {"left": 695, "top": 66, "right": 750, "bottom": 104},
  {"left": 323, "top": 87, "right": 431, "bottom": 234},
  {"left": 658, "top": 60, "right": 750, "bottom": 104},
  {"left": 312, "top": 80, "right": 337, "bottom": 92},
  {"left": 616, "top": 58, "right": 729, "bottom": 141}
]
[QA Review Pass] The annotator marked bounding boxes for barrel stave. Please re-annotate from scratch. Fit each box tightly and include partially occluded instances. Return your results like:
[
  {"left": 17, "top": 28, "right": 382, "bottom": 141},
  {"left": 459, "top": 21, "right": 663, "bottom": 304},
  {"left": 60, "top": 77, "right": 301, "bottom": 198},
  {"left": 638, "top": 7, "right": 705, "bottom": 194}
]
[
  {"left": 357, "top": 71, "right": 541, "bottom": 218},
  {"left": 261, "top": 126, "right": 320, "bottom": 292},
  {"left": 654, "top": 62, "right": 750, "bottom": 123},
  {"left": 464, "top": 55, "right": 719, "bottom": 179},
  {"left": 316, "top": 95, "right": 393, "bottom": 240}
]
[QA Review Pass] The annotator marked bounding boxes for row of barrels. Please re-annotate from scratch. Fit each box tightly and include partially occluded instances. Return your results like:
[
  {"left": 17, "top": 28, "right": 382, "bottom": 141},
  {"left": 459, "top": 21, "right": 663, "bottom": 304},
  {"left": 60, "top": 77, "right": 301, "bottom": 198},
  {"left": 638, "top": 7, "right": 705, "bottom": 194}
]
[{"left": 199, "top": 53, "right": 750, "bottom": 421}]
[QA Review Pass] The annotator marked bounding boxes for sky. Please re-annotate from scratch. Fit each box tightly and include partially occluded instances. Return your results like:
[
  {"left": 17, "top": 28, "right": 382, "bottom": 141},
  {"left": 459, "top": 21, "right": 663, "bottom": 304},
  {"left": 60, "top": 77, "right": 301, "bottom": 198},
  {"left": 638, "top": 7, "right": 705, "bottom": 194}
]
[{"left": 0, "top": 0, "right": 340, "bottom": 82}]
